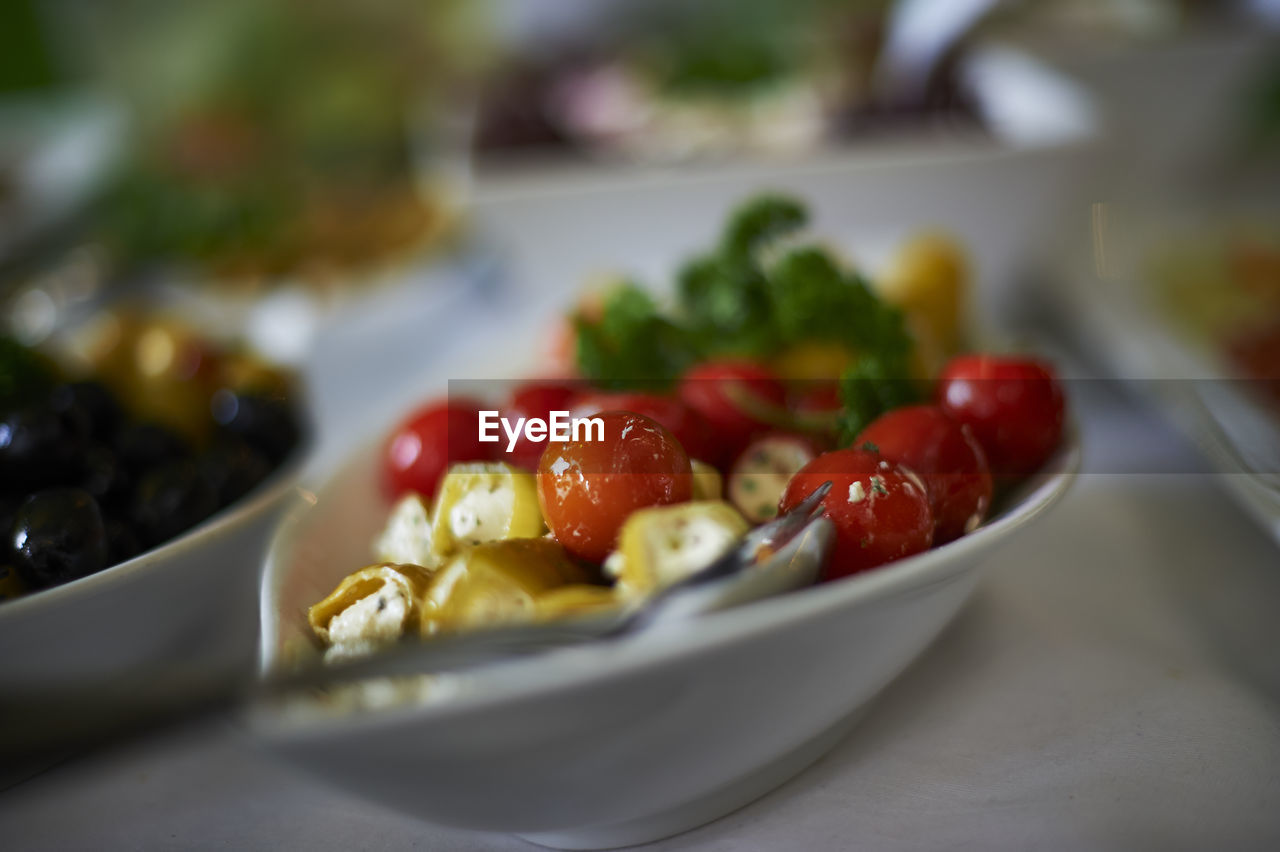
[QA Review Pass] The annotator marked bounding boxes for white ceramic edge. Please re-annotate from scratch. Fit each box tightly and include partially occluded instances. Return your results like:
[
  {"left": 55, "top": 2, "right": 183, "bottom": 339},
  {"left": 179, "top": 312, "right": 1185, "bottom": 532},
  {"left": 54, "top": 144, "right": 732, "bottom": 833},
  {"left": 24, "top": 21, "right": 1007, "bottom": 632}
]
[
  {"left": 254, "top": 431, "right": 1079, "bottom": 742},
  {"left": 0, "top": 440, "right": 312, "bottom": 622}
]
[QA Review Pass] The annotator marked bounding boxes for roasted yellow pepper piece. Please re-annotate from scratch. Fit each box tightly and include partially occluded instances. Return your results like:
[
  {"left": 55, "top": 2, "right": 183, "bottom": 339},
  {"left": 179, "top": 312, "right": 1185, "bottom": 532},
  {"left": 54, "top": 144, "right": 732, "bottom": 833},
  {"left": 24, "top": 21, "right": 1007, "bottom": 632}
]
[
  {"left": 421, "top": 538, "right": 591, "bottom": 634},
  {"left": 691, "top": 460, "right": 723, "bottom": 501},
  {"left": 308, "top": 562, "right": 434, "bottom": 653},
  {"left": 534, "top": 584, "right": 621, "bottom": 621},
  {"left": 878, "top": 232, "right": 970, "bottom": 371},
  {"left": 773, "top": 341, "right": 856, "bottom": 382},
  {"left": 429, "top": 462, "right": 545, "bottom": 557},
  {"left": 612, "top": 500, "right": 749, "bottom": 598}
]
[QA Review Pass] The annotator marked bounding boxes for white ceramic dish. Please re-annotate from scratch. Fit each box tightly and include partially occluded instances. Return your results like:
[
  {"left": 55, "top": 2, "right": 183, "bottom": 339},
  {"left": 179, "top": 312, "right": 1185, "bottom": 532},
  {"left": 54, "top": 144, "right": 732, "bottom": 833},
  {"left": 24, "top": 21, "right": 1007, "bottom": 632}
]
[
  {"left": 252, "top": 436, "right": 1077, "bottom": 849},
  {"left": 0, "top": 444, "right": 308, "bottom": 757},
  {"left": 1047, "top": 200, "right": 1280, "bottom": 543}
]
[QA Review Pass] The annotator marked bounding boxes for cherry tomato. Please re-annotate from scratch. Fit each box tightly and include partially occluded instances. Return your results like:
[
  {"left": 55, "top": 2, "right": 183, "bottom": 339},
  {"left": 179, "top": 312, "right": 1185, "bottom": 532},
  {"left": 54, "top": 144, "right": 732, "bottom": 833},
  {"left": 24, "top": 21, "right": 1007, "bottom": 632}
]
[
  {"left": 537, "top": 411, "right": 692, "bottom": 562},
  {"left": 677, "top": 360, "right": 787, "bottom": 467},
  {"left": 790, "top": 381, "right": 842, "bottom": 416},
  {"left": 936, "top": 355, "right": 1065, "bottom": 478},
  {"left": 572, "top": 391, "right": 714, "bottom": 464},
  {"left": 855, "top": 405, "right": 992, "bottom": 544},
  {"left": 382, "top": 397, "right": 492, "bottom": 500},
  {"left": 787, "top": 381, "right": 842, "bottom": 447},
  {"left": 498, "top": 380, "right": 582, "bottom": 471},
  {"left": 780, "top": 449, "right": 933, "bottom": 580}
]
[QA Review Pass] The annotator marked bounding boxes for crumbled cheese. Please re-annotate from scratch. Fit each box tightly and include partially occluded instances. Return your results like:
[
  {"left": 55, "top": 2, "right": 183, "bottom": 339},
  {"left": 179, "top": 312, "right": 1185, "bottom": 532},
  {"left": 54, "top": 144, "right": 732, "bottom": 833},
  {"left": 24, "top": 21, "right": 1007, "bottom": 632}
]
[
  {"left": 602, "top": 550, "right": 626, "bottom": 580},
  {"left": 848, "top": 481, "right": 867, "bottom": 503},
  {"left": 448, "top": 482, "right": 515, "bottom": 545},
  {"left": 374, "top": 493, "right": 435, "bottom": 566},
  {"left": 649, "top": 516, "right": 738, "bottom": 589},
  {"left": 324, "top": 581, "right": 411, "bottom": 661}
]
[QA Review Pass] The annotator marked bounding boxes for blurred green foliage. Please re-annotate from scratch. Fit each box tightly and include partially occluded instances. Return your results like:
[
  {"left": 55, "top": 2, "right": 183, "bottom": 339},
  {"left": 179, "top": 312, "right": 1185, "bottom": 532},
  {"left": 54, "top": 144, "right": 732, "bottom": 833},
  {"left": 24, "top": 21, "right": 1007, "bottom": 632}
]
[{"left": 0, "top": 0, "right": 61, "bottom": 93}]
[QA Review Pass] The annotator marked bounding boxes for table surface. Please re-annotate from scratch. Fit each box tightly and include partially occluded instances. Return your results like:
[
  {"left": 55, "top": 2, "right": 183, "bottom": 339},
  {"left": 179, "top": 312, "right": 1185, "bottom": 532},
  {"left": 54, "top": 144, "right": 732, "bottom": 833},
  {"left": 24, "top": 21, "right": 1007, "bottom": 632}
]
[{"left": 3, "top": 366, "right": 1279, "bottom": 850}]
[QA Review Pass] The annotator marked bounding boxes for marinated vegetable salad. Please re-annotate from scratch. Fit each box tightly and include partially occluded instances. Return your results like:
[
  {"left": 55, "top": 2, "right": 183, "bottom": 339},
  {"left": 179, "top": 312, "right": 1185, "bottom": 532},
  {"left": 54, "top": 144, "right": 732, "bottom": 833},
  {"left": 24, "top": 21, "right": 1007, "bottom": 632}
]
[
  {"left": 307, "top": 196, "right": 1065, "bottom": 662},
  {"left": 1, "top": 314, "right": 304, "bottom": 601}
]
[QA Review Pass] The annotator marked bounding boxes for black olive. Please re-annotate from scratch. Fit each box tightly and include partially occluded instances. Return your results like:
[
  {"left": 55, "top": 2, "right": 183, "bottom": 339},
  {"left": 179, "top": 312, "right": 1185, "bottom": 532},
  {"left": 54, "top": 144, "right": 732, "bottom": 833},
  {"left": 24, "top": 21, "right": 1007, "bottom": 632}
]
[
  {"left": 131, "top": 461, "right": 218, "bottom": 548},
  {"left": 10, "top": 488, "right": 109, "bottom": 589},
  {"left": 0, "top": 404, "right": 84, "bottom": 493},
  {"left": 210, "top": 389, "right": 300, "bottom": 464},
  {"left": 50, "top": 380, "right": 121, "bottom": 442},
  {"left": 81, "top": 444, "right": 133, "bottom": 511},
  {"left": 103, "top": 518, "right": 142, "bottom": 566},
  {"left": 199, "top": 439, "right": 272, "bottom": 508},
  {"left": 113, "top": 422, "right": 190, "bottom": 473},
  {"left": 0, "top": 496, "right": 17, "bottom": 561}
]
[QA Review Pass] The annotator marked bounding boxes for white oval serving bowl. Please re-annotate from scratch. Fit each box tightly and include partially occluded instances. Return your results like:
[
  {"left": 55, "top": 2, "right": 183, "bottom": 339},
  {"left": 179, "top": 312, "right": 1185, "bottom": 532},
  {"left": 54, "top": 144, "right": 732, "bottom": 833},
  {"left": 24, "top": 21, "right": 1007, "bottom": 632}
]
[{"left": 253, "top": 436, "right": 1078, "bottom": 849}]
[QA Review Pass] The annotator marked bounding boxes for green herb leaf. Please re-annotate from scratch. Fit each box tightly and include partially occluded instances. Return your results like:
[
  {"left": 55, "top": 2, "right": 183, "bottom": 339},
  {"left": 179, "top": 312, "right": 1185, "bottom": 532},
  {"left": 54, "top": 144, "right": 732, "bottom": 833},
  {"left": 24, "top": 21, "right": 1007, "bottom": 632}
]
[
  {"left": 720, "top": 194, "right": 807, "bottom": 258},
  {"left": 837, "top": 353, "right": 921, "bottom": 444},
  {"left": 677, "top": 254, "right": 777, "bottom": 358},
  {"left": 574, "top": 284, "right": 697, "bottom": 389}
]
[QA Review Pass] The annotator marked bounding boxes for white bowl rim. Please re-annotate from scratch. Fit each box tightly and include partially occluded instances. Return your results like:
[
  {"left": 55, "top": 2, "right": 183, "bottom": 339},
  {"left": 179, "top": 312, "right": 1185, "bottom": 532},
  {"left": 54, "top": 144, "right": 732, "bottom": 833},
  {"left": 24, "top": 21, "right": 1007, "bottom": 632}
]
[
  {"left": 0, "top": 441, "right": 311, "bottom": 620},
  {"left": 254, "top": 432, "right": 1079, "bottom": 740}
]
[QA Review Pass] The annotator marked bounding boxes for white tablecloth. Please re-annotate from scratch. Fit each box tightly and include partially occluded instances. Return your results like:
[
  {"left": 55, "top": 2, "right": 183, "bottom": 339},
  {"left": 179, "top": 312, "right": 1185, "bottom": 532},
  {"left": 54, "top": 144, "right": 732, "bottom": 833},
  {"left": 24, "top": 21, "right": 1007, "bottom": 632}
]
[{"left": 2, "top": 382, "right": 1279, "bottom": 851}]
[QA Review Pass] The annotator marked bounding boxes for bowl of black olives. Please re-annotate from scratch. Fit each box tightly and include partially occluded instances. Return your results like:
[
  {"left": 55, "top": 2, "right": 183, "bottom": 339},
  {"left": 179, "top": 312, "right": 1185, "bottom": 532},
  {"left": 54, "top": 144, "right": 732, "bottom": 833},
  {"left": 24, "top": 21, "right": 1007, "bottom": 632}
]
[{"left": 0, "top": 316, "right": 308, "bottom": 739}]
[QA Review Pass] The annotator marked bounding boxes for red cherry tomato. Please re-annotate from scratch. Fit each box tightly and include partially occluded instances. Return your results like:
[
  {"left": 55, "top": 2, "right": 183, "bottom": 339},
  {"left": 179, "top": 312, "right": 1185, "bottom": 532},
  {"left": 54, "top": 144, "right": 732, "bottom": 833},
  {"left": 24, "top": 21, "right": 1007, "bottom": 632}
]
[
  {"left": 383, "top": 397, "right": 493, "bottom": 500},
  {"left": 677, "top": 360, "right": 787, "bottom": 467},
  {"left": 855, "top": 405, "right": 992, "bottom": 544},
  {"left": 572, "top": 391, "right": 714, "bottom": 464},
  {"left": 787, "top": 381, "right": 843, "bottom": 448},
  {"left": 936, "top": 355, "right": 1065, "bottom": 478},
  {"left": 780, "top": 449, "right": 933, "bottom": 580},
  {"left": 537, "top": 411, "right": 692, "bottom": 562},
  {"left": 790, "top": 381, "right": 842, "bottom": 416},
  {"left": 498, "top": 380, "right": 582, "bottom": 471}
]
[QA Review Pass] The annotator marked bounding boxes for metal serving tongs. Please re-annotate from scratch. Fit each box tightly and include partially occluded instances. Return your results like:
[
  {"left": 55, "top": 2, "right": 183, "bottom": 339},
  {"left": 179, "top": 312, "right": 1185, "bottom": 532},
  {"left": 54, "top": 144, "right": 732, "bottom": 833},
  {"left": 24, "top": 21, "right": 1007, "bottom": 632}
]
[{"left": 3, "top": 484, "right": 833, "bottom": 765}]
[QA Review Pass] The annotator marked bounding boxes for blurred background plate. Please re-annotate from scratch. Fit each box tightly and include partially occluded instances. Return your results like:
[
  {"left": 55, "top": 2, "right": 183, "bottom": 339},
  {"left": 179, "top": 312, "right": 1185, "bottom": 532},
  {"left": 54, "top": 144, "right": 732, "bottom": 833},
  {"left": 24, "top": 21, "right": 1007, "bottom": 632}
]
[
  {"left": 0, "top": 93, "right": 123, "bottom": 265},
  {"left": 1044, "top": 197, "right": 1280, "bottom": 543},
  {"left": 461, "top": 43, "right": 1099, "bottom": 350}
]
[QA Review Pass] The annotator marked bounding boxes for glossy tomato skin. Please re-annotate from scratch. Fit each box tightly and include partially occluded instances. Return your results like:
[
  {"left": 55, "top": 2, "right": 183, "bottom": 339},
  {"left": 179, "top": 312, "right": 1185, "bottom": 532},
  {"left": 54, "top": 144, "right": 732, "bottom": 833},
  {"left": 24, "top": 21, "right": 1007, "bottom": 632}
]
[
  {"left": 790, "top": 381, "right": 842, "bottom": 416},
  {"left": 537, "top": 411, "right": 692, "bottom": 562},
  {"left": 572, "top": 391, "right": 714, "bottom": 464},
  {"left": 382, "top": 397, "right": 492, "bottom": 500},
  {"left": 936, "top": 355, "right": 1065, "bottom": 478},
  {"left": 677, "top": 360, "right": 787, "bottom": 467},
  {"left": 780, "top": 449, "right": 933, "bottom": 580},
  {"left": 855, "top": 405, "right": 992, "bottom": 544},
  {"left": 499, "top": 381, "right": 581, "bottom": 471},
  {"left": 787, "top": 381, "right": 843, "bottom": 448}
]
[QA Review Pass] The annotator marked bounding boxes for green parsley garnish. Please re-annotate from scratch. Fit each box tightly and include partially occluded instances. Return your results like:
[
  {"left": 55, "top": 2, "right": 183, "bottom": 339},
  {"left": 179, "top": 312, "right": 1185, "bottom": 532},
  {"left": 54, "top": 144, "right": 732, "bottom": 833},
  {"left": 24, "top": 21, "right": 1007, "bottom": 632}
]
[{"left": 572, "top": 194, "right": 920, "bottom": 441}]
